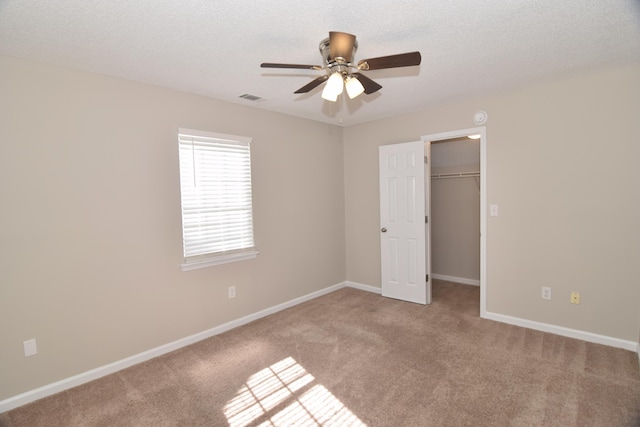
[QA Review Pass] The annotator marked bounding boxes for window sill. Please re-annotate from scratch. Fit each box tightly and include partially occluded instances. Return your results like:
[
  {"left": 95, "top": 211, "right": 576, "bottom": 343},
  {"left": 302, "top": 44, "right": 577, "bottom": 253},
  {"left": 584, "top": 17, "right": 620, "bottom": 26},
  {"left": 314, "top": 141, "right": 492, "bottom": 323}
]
[{"left": 181, "top": 250, "right": 259, "bottom": 271}]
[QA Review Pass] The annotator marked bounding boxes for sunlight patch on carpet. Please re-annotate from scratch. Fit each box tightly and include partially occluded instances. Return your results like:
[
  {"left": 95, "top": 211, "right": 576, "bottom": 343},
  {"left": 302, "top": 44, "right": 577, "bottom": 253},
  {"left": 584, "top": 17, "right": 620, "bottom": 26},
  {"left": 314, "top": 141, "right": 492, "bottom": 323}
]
[{"left": 224, "top": 357, "right": 366, "bottom": 426}]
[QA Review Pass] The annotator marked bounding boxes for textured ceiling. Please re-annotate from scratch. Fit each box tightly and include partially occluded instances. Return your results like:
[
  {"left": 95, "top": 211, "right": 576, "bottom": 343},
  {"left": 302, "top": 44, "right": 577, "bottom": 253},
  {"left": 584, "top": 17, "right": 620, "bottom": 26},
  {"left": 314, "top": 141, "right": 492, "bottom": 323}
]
[{"left": 1, "top": 1, "right": 639, "bottom": 127}]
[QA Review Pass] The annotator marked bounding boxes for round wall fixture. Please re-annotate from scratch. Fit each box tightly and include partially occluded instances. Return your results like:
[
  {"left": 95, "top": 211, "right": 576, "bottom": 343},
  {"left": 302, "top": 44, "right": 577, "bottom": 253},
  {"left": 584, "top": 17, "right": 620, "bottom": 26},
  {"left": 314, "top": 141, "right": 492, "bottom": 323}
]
[{"left": 474, "top": 111, "right": 487, "bottom": 124}]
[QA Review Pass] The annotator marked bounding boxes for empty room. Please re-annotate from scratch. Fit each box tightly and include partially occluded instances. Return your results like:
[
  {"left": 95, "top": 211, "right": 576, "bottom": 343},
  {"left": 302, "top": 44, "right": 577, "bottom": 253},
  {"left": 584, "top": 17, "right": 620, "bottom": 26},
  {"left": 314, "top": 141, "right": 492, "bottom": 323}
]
[{"left": 1, "top": 1, "right": 639, "bottom": 425}]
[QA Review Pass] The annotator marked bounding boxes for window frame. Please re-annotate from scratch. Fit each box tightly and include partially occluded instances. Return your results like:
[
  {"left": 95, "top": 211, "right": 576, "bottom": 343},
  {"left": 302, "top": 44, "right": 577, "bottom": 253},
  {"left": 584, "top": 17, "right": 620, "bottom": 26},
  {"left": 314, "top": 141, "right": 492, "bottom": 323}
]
[{"left": 177, "top": 128, "right": 258, "bottom": 271}]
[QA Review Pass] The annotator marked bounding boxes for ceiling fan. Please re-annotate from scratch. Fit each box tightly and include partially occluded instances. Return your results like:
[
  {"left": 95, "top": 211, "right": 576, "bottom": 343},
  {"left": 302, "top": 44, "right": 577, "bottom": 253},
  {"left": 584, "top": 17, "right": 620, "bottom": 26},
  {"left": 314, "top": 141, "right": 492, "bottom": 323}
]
[{"left": 261, "top": 31, "right": 421, "bottom": 102}]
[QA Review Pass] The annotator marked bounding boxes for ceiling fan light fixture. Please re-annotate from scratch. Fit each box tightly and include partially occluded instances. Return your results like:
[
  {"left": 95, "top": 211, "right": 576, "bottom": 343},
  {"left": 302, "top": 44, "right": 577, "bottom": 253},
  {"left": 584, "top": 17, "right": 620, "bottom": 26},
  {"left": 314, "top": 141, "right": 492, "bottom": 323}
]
[
  {"left": 345, "top": 75, "right": 365, "bottom": 99},
  {"left": 321, "top": 72, "right": 344, "bottom": 102},
  {"left": 321, "top": 90, "right": 339, "bottom": 102},
  {"left": 261, "top": 32, "right": 422, "bottom": 103}
]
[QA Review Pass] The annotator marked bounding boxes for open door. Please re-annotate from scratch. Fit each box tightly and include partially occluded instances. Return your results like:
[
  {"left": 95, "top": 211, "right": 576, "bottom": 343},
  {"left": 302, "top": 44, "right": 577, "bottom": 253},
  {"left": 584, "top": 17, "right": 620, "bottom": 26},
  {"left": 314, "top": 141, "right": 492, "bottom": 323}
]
[
  {"left": 424, "top": 140, "right": 432, "bottom": 304},
  {"left": 379, "top": 140, "right": 431, "bottom": 304}
]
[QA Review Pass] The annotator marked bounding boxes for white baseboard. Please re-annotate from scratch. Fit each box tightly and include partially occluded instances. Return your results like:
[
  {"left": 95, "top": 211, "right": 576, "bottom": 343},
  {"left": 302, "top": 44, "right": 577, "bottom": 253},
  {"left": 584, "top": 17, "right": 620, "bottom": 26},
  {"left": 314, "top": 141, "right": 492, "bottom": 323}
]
[
  {"left": 0, "top": 281, "right": 349, "bottom": 414},
  {"left": 432, "top": 274, "right": 480, "bottom": 286},
  {"left": 345, "top": 281, "right": 381, "bottom": 294},
  {"left": 3, "top": 281, "right": 636, "bottom": 413},
  {"left": 483, "top": 311, "right": 638, "bottom": 352}
]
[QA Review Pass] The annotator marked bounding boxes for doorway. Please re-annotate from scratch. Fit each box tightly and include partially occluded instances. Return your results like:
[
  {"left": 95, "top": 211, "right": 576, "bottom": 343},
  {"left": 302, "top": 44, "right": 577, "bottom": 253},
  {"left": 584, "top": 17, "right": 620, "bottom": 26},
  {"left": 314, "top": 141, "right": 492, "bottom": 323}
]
[
  {"left": 430, "top": 137, "right": 480, "bottom": 284},
  {"left": 422, "top": 128, "right": 486, "bottom": 317},
  {"left": 378, "top": 128, "right": 486, "bottom": 314}
]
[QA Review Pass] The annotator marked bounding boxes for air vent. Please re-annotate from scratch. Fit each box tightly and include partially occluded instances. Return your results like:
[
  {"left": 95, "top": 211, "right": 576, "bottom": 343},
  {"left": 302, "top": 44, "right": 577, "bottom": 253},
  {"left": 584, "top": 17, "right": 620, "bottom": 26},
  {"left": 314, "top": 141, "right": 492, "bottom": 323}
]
[{"left": 239, "top": 93, "right": 263, "bottom": 102}]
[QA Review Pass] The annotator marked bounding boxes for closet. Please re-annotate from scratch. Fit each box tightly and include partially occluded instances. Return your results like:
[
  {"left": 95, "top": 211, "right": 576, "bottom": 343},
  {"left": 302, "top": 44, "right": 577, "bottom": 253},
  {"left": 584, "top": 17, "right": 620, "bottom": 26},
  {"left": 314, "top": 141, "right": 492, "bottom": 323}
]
[{"left": 430, "top": 138, "right": 481, "bottom": 286}]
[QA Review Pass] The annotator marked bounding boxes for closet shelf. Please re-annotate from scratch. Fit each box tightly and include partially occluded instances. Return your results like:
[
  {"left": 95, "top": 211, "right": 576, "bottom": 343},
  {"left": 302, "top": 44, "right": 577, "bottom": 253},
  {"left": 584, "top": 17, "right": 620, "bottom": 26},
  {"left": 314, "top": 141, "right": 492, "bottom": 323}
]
[{"left": 431, "top": 171, "right": 480, "bottom": 180}]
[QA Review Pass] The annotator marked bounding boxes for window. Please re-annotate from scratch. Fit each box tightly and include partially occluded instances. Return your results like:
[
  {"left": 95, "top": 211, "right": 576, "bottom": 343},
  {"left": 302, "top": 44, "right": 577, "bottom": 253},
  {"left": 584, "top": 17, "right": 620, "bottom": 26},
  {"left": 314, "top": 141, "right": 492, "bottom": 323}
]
[{"left": 178, "top": 128, "right": 257, "bottom": 270}]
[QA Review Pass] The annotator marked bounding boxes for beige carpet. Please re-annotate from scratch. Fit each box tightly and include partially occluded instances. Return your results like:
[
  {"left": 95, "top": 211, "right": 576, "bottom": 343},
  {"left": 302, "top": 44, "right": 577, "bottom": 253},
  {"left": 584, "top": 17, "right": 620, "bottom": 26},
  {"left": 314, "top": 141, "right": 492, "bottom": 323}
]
[{"left": 1, "top": 281, "right": 639, "bottom": 426}]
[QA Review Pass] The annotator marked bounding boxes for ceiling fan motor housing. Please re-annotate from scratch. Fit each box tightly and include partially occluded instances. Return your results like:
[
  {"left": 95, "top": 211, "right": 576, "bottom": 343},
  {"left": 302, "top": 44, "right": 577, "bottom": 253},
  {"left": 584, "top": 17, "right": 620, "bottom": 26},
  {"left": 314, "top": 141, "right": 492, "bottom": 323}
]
[{"left": 319, "top": 36, "right": 358, "bottom": 69}]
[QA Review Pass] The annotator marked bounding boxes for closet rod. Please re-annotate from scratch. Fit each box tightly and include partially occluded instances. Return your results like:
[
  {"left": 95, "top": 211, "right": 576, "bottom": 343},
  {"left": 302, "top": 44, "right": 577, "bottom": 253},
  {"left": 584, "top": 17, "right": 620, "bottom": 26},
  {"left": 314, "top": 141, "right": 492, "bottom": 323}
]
[{"left": 431, "top": 171, "right": 480, "bottom": 179}]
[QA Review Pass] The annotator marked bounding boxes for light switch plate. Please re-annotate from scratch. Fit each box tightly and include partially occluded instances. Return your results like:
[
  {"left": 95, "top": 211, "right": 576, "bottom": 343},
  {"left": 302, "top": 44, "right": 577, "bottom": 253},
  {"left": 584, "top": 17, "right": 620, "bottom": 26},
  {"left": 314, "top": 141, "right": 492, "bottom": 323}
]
[
  {"left": 23, "top": 339, "right": 37, "bottom": 357},
  {"left": 490, "top": 204, "right": 499, "bottom": 216}
]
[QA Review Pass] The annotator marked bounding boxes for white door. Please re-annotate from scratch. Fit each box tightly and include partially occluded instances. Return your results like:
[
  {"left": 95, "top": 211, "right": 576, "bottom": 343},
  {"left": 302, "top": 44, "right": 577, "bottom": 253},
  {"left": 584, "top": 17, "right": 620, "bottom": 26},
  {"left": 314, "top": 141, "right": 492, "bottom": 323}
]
[
  {"left": 379, "top": 141, "right": 431, "bottom": 304},
  {"left": 424, "top": 140, "right": 432, "bottom": 304}
]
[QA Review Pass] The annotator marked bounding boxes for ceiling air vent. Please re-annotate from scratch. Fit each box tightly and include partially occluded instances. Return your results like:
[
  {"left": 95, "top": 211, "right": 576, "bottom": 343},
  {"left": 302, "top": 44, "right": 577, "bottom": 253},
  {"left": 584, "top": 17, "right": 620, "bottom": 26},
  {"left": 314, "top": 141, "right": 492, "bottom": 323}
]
[{"left": 239, "top": 93, "right": 263, "bottom": 102}]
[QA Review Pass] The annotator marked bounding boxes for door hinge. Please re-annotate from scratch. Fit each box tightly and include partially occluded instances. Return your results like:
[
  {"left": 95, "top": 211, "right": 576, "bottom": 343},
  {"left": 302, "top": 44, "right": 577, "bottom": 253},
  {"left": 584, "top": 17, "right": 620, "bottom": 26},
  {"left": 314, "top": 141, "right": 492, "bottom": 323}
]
[
  {"left": 426, "top": 274, "right": 429, "bottom": 282},
  {"left": 425, "top": 216, "right": 428, "bottom": 223}
]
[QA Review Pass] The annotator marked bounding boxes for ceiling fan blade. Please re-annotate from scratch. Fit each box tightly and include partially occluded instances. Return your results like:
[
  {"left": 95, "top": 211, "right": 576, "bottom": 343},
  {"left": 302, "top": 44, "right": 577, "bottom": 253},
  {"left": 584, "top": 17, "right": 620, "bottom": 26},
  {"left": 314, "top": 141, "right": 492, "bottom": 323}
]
[
  {"left": 358, "top": 51, "right": 422, "bottom": 70},
  {"left": 294, "top": 75, "right": 329, "bottom": 94},
  {"left": 352, "top": 73, "right": 382, "bottom": 94},
  {"left": 329, "top": 31, "right": 356, "bottom": 62},
  {"left": 261, "top": 63, "right": 322, "bottom": 70}
]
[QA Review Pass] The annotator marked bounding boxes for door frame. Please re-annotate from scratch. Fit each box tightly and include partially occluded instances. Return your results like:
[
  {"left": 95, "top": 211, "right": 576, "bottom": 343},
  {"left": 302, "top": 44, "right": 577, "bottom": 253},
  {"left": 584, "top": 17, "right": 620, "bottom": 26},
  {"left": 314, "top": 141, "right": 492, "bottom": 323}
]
[{"left": 421, "top": 126, "right": 487, "bottom": 318}]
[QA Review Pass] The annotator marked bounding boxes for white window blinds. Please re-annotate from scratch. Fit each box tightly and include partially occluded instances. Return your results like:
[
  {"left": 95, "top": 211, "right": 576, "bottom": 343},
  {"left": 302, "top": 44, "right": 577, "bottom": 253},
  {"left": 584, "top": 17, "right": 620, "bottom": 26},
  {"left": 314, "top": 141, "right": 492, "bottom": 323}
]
[{"left": 178, "top": 129, "right": 256, "bottom": 267}]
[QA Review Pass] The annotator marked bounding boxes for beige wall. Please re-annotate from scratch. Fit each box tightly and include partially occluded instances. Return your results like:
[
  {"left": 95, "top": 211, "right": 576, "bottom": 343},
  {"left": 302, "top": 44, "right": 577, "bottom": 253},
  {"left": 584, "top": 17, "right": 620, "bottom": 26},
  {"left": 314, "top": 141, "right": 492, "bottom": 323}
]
[
  {"left": 0, "top": 55, "right": 346, "bottom": 400},
  {"left": 344, "top": 62, "right": 640, "bottom": 342},
  {"left": 2, "top": 53, "right": 639, "bottom": 403},
  {"left": 431, "top": 164, "right": 481, "bottom": 281}
]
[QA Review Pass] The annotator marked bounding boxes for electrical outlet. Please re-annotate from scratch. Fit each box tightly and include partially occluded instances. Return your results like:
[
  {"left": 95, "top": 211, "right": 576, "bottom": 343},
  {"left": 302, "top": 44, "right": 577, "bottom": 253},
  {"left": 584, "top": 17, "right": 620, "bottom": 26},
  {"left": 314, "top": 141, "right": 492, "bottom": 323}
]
[
  {"left": 541, "top": 287, "right": 552, "bottom": 300},
  {"left": 228, "top": 286, "right": 236, "bottom": 299},
  {"left": 570, "top": 291, "right": 580, "bottom": 304}
]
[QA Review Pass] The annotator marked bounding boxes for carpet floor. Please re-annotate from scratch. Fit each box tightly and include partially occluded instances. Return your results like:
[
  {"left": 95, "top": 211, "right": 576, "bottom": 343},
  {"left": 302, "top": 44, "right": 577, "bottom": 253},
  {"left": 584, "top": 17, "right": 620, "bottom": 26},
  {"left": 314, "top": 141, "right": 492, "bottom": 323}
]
[{"left": 1, "top": 281, "right": 639, "bottom": 426}]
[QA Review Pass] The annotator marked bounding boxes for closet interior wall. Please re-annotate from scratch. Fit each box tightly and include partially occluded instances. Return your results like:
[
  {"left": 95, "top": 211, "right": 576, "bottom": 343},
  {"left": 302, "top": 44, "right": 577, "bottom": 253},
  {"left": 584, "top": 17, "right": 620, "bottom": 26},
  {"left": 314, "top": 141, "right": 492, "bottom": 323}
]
[{"left": 430, "top": 161, "right": 481, "bottom": 285}]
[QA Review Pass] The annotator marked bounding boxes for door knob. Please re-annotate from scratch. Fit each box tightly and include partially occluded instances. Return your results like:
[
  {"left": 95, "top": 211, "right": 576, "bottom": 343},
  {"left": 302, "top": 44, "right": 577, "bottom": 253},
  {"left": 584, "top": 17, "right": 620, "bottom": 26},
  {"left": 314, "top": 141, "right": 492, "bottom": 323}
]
[{"left": 381, "top": 228, "right": 387, "bottom": 233}]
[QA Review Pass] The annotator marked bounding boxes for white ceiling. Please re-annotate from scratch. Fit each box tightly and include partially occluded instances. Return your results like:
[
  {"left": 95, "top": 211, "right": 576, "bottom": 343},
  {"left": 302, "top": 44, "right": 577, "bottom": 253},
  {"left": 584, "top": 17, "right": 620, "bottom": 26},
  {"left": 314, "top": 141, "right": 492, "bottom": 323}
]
[{"left": 1, "top": 1, "right": 639, "bottom": 127}]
